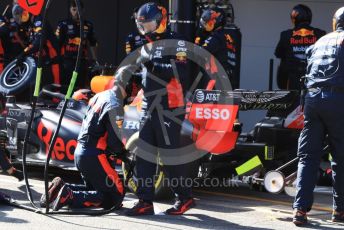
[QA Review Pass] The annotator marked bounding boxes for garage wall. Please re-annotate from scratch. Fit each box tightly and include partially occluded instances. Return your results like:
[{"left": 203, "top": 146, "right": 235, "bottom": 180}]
[{"left": 230, "top": 0, "right": 344, "bottom": 130}]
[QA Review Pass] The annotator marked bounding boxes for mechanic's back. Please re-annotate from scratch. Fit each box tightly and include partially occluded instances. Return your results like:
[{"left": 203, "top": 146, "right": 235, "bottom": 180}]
[
  {"left": 275, "top": 4, "right": 326, "bottom": 90},
  {"left": 77, "top": 89, "right": 124, "bottom": 155}
]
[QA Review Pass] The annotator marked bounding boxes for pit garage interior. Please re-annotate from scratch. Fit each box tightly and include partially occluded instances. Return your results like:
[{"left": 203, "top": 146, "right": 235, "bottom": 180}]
[{"left": 0, "top": 0, "right": 343, "bottom": 129}]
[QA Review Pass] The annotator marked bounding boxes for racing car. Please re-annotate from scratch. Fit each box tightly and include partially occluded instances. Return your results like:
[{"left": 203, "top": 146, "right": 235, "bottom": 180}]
[{"left": 0, "top": 59, "right": 331, "bottom": 197}]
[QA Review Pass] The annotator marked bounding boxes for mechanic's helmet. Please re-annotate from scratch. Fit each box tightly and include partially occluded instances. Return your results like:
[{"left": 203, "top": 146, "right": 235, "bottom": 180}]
[
  {"left": 136, "top": 2, "right": 168, "bottom": 36},
  {"left": 12, "top": 4, "right": 30, "bottom": 25},
  {"left": 290, "top": 4, "right": 312, "bottom": 27},
  {"left": 333, "top": 7, "right": 344, "bottom": 30},
  {"left": 200, "top": 7, "right": 225, "bottom": 32}
]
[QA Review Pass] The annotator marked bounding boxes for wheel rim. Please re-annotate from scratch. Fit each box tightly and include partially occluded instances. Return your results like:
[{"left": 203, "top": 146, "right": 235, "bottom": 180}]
[{"left": 2, "top": 63, "right": 30, "bottom": 88}]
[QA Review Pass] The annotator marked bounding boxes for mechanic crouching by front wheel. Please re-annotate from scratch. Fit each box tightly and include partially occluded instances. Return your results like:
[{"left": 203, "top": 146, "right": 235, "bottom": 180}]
[
  {"left": 292, "top": 7, "right": 344, "bottom": 226},
  {"left": 40, "top": 71, "right": 131, "bottom": 211},
  {"left": 126, "top": 2, "right": 197, "bottom": 216}
]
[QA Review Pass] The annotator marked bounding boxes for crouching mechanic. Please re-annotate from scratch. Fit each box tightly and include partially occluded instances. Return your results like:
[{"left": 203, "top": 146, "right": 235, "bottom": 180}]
[{"left": 40, "top": 68, "right": 134, "bottom": 211}]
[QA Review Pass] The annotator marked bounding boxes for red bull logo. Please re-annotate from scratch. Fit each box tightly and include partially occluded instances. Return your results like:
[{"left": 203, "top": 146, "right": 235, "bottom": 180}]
[
  {"left": 68, "top": 37, "right": 81, "bottom": 46},
  {"left": 290, "top": 36, "right": 317, "bottom": 45},
  {"left": 292, "top": 29, "right": 314, "bottom": 37}
]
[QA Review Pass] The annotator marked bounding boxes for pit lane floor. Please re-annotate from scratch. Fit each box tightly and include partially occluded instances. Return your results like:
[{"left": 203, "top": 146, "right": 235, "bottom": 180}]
[{"left": 0, "top": 173, "right": 343, "bottom": 230}]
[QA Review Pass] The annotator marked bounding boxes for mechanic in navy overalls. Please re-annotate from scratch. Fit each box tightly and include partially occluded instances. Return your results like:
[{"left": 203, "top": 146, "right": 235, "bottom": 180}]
[
  {"left": 55, "top": 0, "right": 97, "bottom": 88},
  {"left": 40, "top": 67, "right": 133, "bottom": 211},
  {"left": 292, "top": 7, "right": 344, "bottom": 226},
  {"left": 6, "top": 4, "right": 60, "bottom": 85},
  {"left": 126, "top": 2, "right": 196, "bottom": 216},
  {"left": 275, "top": 4, "right": 326, "bottom": 90},
  {"left": 196, "top": 6, "right": 240, "bottom": 89}
]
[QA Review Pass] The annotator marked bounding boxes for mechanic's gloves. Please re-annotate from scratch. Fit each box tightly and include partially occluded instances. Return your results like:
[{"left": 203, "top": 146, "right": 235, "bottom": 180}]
[{"left": 114, "top": 65, "right": 142, "bottom": 101}]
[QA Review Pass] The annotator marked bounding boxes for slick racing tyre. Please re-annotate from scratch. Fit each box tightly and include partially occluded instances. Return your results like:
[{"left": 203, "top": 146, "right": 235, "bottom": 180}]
[
  {"left": 0, "top": 57, "right": 36, "bottom": 95},
  {"left": 122, "top": 132, "right": 173, "bottom": 199}
]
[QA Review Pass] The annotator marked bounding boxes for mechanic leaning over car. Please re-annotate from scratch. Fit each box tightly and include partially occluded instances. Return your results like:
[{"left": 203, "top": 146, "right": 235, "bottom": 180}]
[
  {"left": 55, "top": 0, "right": 98, "bottom": 88},
  {"left": 126, "top": 2, "right": 196, "bottom": 216},
  {"left": 5, "top": 4, "right": 60, "bottom": 88},
  {"left": 275, "top": 4, "right": 326, "bottom": 90},
  {"left": 40, "top": 67, "right": 133, "bottom": 211},
  {"left": 292, "top": 7, "right": 344, "bottom": 226}
]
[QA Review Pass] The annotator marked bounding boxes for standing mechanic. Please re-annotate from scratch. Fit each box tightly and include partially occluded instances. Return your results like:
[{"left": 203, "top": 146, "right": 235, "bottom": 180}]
[
  {"left": 0, "top": 0, "right": 17, "bottom": 73},
  {"left": 292, "top": 7, "right": 344, "bottom": 226},
  {"left": 126, "top": 2, "right": 196, "bottom": 216},
  {"left": 196, "top": 6, "right": 240, "bottom": 89},
  {"left": 8, "top": 4, "right": 59, "bottom": 86},
  {"left": 55, "top": 0, "right": 97, "bottom": 88},
  {"left": 275, "top": 4, "right": 326, "bottom": 90},
  {"left": 40, "top": 68, "right": 133, "bottom": 210},
  {"left": 0, "top": 0, "right": 17, "bottom": 71}
]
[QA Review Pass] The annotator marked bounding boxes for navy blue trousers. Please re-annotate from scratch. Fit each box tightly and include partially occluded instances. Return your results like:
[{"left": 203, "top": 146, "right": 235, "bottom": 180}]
[
  {"left": 68, "top": 144, "right": 124, "bottom": 209},
  {"left": 293, "top": 93, "right": 344, "bottom": 212},
  {"left": 136, "top": 110, "right": 198, "bottom": 202}
]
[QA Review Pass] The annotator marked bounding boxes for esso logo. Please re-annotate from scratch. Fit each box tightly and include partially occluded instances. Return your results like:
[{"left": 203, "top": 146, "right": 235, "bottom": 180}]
[{"left": 195, "top": 108, "right": 231, "bottom": 120}]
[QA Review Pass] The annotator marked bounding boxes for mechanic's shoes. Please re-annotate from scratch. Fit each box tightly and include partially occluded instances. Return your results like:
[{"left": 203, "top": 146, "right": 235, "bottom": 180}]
[
  {"left": 52, "top": 185, "right": 73, "bottom": 211},
  {"left": 126, "top": 200, "right": 154, "bottom": 216},
  {"left": 11, "top": 169, "right": 23, "bottom": 182},
  {"left": 165, "top": 198, "right": 196, "bottom": 215},
  {"left": 40, "top": 177, "right": 65, "bottom": 208},
  {"left": 332, "top": 211, "right": 344, "bottom": 222},
  {"left": 292, "top": 209, "right": 308, "bottom": 226}
]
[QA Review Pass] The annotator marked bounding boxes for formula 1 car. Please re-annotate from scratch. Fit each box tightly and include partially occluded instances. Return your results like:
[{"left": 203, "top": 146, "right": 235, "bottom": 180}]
[{"left": 0, "top": 61, "right": 331, "bottom": 197}]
